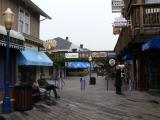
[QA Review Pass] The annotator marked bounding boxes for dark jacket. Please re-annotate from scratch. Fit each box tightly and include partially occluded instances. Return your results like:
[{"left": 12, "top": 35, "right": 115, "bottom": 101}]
[{"left": 115, "top": 68, "right": 122, "bottom": 87}]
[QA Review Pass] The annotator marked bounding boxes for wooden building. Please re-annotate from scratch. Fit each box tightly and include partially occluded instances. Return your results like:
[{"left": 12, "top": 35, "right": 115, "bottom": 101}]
[
  {"left": 0, "top": 0, "right": 52, "bottom": 112},
  {"left": 114, "top": 0, "right": 160, "bottom": 91}
]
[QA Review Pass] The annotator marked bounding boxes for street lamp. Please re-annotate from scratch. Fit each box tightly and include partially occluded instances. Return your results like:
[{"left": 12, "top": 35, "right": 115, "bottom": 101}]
[
  {"left": 2, "top": 8, "right": 14, "bottom": 114},
  {"left": 88, "top": 56, "right": 92, "bottom": 81}
]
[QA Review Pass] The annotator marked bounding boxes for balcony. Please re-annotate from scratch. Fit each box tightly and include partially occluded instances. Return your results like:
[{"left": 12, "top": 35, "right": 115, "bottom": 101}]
[
  {"left": 130, "top": 3, "right": 160, "bottom": 35},
  {"left": 114, "top": 1, "right": 160, "bottom": 54}
]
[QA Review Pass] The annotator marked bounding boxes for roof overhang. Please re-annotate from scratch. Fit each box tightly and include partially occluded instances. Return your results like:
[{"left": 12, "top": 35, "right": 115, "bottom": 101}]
[{"left": 22, "top": 0, "right": 52, "bottom": 19}]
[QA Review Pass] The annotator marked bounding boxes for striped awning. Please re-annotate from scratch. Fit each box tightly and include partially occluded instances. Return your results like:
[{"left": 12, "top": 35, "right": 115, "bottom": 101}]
[{"left": 0, "top": 25, "right": 25, "bottom": 50}]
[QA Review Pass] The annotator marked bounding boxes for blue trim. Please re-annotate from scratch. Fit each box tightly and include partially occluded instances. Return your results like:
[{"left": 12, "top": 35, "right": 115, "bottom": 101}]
[{"left": 18, "top": 49, "right": 53, "bottom": 66}]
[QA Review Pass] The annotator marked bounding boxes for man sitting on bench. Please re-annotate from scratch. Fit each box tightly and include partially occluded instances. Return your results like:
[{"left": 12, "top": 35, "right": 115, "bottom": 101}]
[
  {"left": 38, "top": 74, "right": 60, "bottom": 99},
  {"left": 32, "top": 81, "right": 48, "bottom": 100}
]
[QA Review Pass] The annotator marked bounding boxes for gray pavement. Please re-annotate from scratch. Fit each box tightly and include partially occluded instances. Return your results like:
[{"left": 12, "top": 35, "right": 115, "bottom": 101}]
[{"left": 1, "top": 73, "right": 160, "bottom": 120}]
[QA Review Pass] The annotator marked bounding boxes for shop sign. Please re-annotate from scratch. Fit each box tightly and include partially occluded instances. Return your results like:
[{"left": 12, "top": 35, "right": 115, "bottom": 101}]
[
  {"left": 112, "top": 16, "right": 129, "bottom": 28},
  {"left": 112, "top": 0, "right": 124, "bottom": 13},
  {"left": 92, "top": 52, "right": 107, "bottom": 58},
  {"left": 65, "top": 53, "right": 79, "bottom": 58}
]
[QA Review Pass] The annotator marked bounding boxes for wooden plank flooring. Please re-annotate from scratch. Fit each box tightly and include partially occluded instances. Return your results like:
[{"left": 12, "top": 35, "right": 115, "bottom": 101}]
[{"left": 2, "top": 75, "right": 160, "bottom": 120}]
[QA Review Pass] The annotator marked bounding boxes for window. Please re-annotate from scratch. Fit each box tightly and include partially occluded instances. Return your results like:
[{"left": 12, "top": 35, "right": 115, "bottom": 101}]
[{"left": 18, "top": 7, "right": 30, "bottom": 34}]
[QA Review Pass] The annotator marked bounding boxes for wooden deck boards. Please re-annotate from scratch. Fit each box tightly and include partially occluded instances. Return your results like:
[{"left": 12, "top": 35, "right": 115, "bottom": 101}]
[{"left": 2, "top": 75, "right": 160, "bottom": 120}]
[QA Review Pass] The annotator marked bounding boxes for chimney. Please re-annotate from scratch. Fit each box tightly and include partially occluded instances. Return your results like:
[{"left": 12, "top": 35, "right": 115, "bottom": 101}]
[
  {"left": 80, "top": 44, "right": 83, "bottom": 49},
  {"left": 66, "top": 37, "right": 69, "bottom": 41}
]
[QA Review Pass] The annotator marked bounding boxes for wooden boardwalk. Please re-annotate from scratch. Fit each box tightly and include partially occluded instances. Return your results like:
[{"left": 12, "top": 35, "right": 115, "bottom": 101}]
[{"left": 2, "top": 75, "right": 160, "bottom": 120}]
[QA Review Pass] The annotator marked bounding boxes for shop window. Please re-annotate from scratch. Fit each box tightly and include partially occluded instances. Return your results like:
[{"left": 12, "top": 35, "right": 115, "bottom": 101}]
[{"left": 19, "top": 66, "right": 36, "bottom": 85}]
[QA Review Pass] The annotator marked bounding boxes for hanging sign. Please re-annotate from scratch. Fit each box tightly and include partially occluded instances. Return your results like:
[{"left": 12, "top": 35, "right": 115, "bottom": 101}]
[
  {"left": 112, "top": 16, "right": 129, "bottom": 28},
  {"left": 113, "top": 26, "right": 121, "bottom": 35},
  {"left": 109, "top": 59, "right": 116, "bottom": 66},
  {"left": 43, "top": 39, "right": 57, "bottom": 50},
  {"left": 112, "top": 0, "right": 124, "bottom": 13}
]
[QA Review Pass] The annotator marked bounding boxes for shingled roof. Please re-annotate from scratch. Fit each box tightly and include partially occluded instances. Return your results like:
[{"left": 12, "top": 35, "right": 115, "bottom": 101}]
[{"left": 54, "top": 37, "right": 72, "bottom": 50}]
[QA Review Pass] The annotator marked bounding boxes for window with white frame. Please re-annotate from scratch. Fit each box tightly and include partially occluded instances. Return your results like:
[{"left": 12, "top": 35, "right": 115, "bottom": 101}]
[{"left": 18, "top": 7, "right": 30, "bottom": 34}]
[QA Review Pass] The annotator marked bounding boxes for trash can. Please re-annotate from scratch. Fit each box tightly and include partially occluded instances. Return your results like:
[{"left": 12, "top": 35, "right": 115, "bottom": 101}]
[
  {"left": 89, "top": 77, "right": 96, "bottom": 85},
  {"left": 14, "top": 85, "right": 33, "bottom": 111}
]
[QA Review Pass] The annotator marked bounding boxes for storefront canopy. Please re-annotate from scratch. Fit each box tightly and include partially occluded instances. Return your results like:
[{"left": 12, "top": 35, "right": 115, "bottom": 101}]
[
  {"left": 142, "top": 37, "right": 160, "bottom": 51},
  {"left": 0, "top": 25, "right": 25, "bottom": 41},
  {"left": 0, "top": 25, "right": 25, "bottom": 49},
  {"left": 122, "top": 52, "right": 135, "bottom": 60},
  {"left": 67, "top": 62, "right": 92, "bottom": 69},
  {"left": 18, "top": 49, "right": 53, "bottom": 66}
]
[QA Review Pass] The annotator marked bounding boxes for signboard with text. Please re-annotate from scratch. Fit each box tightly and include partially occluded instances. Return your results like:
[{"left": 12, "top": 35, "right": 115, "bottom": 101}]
[
  {"left": 112, "top": 0, "right": 124, "bottom": 13},
  {"left": 91, "top": 52, "right": 107, "bottom": 58},
  {"left": 112, "top": 16, "right": 129, "bottom": 28},
  {"left": 65, "top": 53, "right": 79, "bottom": 58}
]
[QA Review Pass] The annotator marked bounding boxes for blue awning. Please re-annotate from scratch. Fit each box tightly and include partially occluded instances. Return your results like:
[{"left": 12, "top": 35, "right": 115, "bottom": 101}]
[
  {"left": 142, "top": 37, "right": 160, "bottom": 51},
  {"left": 18, "top": 49, "right": 53, "bottom": 66},
  {"left": 67, "top": 62, "right": 92, "bottom": 69},
  {"left": 122, "top": 52, "right": 134, "bottom": 60}
]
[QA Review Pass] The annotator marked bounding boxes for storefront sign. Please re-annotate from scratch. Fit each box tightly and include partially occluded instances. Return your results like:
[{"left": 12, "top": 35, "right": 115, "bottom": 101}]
[
  {"left": 92, "top": 52, "right": 107, "bottom": 58},
  {"left": 112, "top": 0, "right": 124, "bottom": 13},
  {"left": 113, "top": 16, "right": 129, "bottom": 28},
  {"left": 65, "top": 53, "right": 79, "bottom": 58}
]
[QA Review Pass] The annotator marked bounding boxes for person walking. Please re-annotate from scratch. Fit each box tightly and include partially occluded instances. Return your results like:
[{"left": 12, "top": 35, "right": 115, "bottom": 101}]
[{"left": 115, "top": 63, "right": 122, "bottom": 95}]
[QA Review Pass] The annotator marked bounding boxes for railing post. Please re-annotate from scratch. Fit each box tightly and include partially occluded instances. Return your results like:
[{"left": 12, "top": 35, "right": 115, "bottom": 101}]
[{"left": 138, "top": 0, "right": 144, "bottom": 33}]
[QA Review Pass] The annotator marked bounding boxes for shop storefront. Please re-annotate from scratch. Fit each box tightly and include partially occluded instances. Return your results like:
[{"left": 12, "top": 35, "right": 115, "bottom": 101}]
[
  {"left": 142, "top": 36, "right": 160, "bottom": 91},
  {"left": 17, "top": 49, "right": 53, "bottom": 84},
  {"left": 0, "top": 25, "right": 25, "bottom": 109}
]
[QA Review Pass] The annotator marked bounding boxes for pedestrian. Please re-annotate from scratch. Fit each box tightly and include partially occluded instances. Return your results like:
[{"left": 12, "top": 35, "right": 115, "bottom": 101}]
[
  {"left": 38, "top": 74, "right": 60, "bottom": 99},
  {"left": 80, "top": 76, "right": 87, "bottom": 91},
  {"left": 115, "top": 63, "right": 123, "bottom": 95}
]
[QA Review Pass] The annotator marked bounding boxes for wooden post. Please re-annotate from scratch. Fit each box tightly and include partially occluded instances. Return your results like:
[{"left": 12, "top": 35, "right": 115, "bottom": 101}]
[{"left": 138, "top": 0, "right": 144, "bottom": 33}]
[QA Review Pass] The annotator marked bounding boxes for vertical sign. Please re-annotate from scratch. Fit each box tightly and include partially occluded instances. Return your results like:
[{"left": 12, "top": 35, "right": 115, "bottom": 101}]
[{"left": 112, "top": 0, "right": 124, "bottom": 13}]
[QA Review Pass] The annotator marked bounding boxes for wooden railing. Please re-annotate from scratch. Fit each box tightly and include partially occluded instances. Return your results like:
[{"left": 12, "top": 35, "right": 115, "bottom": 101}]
[{"left": 130, "top": 3, "right": 160, "bottom": 34}]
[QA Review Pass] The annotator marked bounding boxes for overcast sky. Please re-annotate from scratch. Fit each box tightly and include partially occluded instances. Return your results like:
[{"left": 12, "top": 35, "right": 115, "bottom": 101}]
[{"left": 32, "top": 0, "right": 120, "bottom": 51}]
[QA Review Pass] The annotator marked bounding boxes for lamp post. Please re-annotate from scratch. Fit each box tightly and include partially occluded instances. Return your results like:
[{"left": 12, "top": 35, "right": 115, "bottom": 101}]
[
  {"left": 88, "top": 56, "right": 92, "bottom": 82},
  {"left": 2, "top": 8, "right": 14, "bottom": 114}
]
